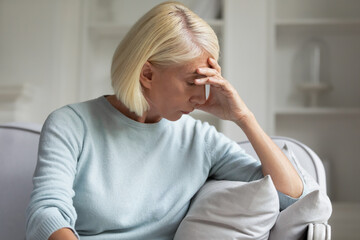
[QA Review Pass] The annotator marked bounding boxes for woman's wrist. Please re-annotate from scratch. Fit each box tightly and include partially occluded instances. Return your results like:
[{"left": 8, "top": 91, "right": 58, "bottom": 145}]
[{"left": 234, "top": 111, "right": 256, "bottom": 130}]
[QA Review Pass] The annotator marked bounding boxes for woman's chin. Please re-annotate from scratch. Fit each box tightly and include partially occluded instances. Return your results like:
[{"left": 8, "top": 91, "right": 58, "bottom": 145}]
[{"left": 165, "top": 112, "right": 184, "bottom": 121}]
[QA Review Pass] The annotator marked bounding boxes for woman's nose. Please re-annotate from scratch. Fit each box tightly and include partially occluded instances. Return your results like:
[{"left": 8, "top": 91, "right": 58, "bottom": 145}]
[{"left": 189, "top": 85, "right": 206, "bottom": 105}]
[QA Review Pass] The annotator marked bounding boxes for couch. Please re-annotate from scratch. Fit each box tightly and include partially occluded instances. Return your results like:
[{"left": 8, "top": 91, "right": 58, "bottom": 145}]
[{"left": 0, "top": 122, "right": 331, "bottom": 239}]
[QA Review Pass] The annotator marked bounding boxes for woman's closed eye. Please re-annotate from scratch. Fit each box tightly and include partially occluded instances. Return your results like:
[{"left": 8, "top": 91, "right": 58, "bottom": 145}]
[{"left": 186, "top": 74, "right": 206, "bottom": 86}]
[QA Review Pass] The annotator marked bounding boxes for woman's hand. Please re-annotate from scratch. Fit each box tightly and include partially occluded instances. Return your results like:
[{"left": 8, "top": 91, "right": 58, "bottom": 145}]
[{"left": 192, "top": 58, "right": 252, "bottom": 125}]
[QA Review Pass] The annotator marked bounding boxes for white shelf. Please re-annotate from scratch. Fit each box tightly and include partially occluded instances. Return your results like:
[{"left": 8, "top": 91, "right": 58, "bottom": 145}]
[
  {"left": 276, "top": 18, "right": 360, "bottom": 34},
  {"left": 275, "top": 107, "right": 360, "bottom": 115},
  {"left": 0, "top": 83, "right": 32, "bottom": 102},
  {"left": 276, "top": 18, "right": 360, "bottom": 27},
  {"left": 297, "top": 83, "right": 332, "bottom": 92},
  {"left": 272, "top": 0, "right": 360, "bottom": 203}
]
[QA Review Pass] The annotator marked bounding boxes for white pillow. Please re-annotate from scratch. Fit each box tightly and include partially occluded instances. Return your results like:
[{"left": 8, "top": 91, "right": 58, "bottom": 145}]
[
  {"left": 268, "top": 190, "right": 332, "bottom": 240},
  {"left": 269, "top": 145, "right": 332, "bottom": 240},
  {"left": 174, "top": 175, "right": 279, "bottom": 240}
]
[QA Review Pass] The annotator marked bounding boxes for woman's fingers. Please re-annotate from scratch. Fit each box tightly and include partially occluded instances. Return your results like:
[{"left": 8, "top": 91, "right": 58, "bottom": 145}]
[
  {"left": 195, "top": 76, "right": 225, "bottom": 89},
  {"left": 196, "top": 58, "right": 222, "bottom": 79},
  {"left": 196, "top": 67, "right": 218, "bottom": 77},
  {"left": 208, "top": 57, "right": 221, "bottom": 74},
  {"left": 195, "top": 58, "right": 228, "bottom": 91}
]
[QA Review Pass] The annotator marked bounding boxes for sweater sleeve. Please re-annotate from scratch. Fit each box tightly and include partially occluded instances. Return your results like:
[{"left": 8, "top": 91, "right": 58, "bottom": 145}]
[
  {"left": 26, "top": 107, "right": 83, "bottom": 240},
  {"left": 205, "top": 125, "right": 263, "bottom": 182},
  {"left": 204, "top": 123, "right": 307, "bottom": 210}
]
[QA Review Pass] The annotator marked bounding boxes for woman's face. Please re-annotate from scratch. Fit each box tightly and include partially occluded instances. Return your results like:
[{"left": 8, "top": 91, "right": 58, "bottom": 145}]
[{"left": 144, "top": 53, "right": 211, "bottom": 121}]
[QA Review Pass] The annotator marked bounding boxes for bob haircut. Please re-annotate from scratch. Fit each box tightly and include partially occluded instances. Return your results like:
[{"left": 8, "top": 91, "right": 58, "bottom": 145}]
[{"left": 110, "top": 1, "right": 220, "bottom": 117}]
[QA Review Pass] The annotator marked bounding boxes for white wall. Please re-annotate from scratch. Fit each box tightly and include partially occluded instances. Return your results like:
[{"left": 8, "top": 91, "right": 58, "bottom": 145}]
[
  {"left": 221, "top": 0, "right": 270, "bottom": 142},
  {"left": 0, "top": 0, "right": 81, "bottom": 124}
]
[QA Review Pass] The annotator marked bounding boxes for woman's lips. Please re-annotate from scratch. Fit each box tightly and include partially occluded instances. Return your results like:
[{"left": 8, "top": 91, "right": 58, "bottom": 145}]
[
  {"left": 181, "top": 109, "right": 193, "bottom": 114},
  {"left": 181, "top": 111, "right": 190, "bottom": 114}
]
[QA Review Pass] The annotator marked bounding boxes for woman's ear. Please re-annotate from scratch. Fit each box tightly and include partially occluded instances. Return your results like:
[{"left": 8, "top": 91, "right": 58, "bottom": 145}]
[{"left": 140, "top": 61, "right": 153, "bottom": 90}]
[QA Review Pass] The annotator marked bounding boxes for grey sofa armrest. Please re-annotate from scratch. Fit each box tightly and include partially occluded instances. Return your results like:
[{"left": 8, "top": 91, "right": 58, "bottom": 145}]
[
  {"left": 307, "top": 223, "right": 331, "bottom": 240},
  {"left": 238, "top": 136, "right": 331, "bottom": 240},
  {"left": 0, "top": 122, "right": 42, "bottom": 240}
]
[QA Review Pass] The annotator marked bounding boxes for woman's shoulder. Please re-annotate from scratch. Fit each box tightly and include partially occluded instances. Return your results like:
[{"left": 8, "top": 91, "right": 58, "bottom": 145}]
[
  {"left": 47, "top": 97, "right": 103, "bottom": 120},
  {"left": 43, "top": 97, "right": 105, "bottom": 130}
]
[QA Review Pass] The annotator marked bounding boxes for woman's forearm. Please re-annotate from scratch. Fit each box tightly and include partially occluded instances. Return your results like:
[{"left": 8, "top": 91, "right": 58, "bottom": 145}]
[
  {"left": 49, "top": 228, "right": 77, "bottom": 240},
  {"left": 236, "top": 112, "right": 303, "bottom": 198}
]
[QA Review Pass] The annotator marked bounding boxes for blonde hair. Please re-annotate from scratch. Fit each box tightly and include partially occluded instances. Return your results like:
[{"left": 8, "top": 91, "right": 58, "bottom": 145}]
[{"left": 111, "top": 1, "right": 220, "bottom": 116}]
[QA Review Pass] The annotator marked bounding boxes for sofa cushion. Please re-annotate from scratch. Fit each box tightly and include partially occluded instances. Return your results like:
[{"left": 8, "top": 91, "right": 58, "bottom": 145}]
[
  {"left": 269, "top": 190, "right": 332, "bottom": 240},
  {"left": 174, "top": 175, "right": 279, "bottom": 240},
  {"left": 268, "top": 145, "right": 332, "bottom": 240}
]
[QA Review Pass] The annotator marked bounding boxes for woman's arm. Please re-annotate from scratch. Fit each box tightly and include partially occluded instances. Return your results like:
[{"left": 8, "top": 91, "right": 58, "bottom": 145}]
[
  {"left": 49, "top": 228, "right": 78, "bottom": 240},
  {"left": 26, "top": 107, "right": 81, "bottom": 239},
  {"left": 194, "top": 57, "right": 303, "bottom": 198},
  {"left": 235, "top": 112, "right": 303, "bottom": 197}
]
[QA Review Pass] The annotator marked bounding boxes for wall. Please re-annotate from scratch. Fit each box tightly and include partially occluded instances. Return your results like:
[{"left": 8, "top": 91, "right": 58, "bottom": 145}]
[
  {"left": 0, "top": 0, "right": 81, "bottom": 124},
  {"left": 221, "top": 0, "right": 270, "bottom": 142}
]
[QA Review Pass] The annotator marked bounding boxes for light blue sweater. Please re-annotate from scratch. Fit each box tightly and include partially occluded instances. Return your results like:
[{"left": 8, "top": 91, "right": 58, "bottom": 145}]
[{"left": 26, "top": 96, "right": 303, "bottom": 240}]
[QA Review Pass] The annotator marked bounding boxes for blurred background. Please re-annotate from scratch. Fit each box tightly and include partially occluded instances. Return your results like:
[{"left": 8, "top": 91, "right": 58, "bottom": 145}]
[{"left": 1, "top": 0, "right": 359, "bottom": 238}]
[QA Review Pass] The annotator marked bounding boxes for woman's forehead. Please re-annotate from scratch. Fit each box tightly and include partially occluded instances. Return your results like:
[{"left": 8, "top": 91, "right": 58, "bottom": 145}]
[{"left": 181, "top": 54, "right": 211, "bottom": 72}]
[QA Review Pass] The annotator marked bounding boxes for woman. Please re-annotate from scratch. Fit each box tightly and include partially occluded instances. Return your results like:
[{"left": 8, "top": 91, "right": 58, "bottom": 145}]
[{"left": 26, "top": 1, "right": 305, "bottom": 240}]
